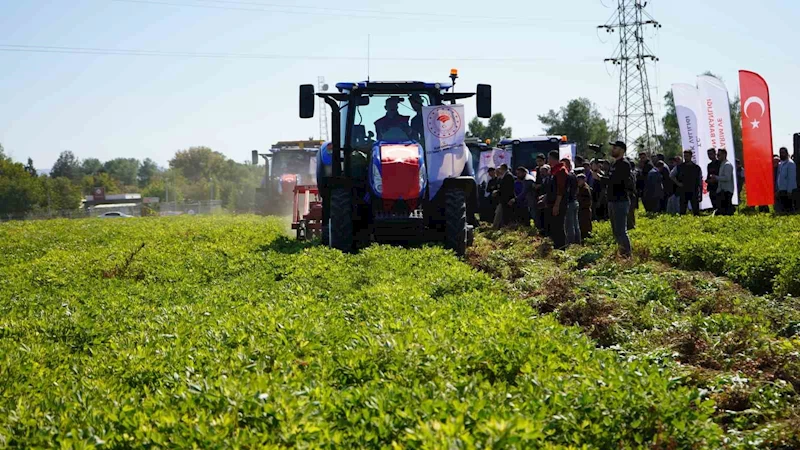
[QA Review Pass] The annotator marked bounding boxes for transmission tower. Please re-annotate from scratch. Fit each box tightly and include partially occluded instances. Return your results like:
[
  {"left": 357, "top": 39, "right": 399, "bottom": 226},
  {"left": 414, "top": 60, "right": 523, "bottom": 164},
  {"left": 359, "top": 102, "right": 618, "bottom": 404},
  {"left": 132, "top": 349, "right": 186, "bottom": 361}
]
[
  {"left": 599, "top": 0, "right": 661, "bottom": 155},
  {"left": 317, "top": 76, "right": 329, "bottom": 142}
]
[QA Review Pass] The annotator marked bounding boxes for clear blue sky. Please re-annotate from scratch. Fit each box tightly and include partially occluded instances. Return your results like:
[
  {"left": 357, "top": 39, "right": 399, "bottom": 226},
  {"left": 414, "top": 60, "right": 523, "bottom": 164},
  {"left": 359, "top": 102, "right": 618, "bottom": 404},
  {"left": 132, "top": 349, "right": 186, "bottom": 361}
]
[{"left": 1, "top": 0, "right": 798, "bottom": 169}]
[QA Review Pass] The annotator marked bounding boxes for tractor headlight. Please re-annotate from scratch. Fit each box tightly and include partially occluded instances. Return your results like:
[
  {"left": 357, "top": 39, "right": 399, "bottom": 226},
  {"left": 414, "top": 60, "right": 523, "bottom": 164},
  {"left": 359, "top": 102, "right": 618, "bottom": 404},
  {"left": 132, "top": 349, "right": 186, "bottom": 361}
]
[{"left": 372, "top": 163, "right": 382, "bottom": 196}]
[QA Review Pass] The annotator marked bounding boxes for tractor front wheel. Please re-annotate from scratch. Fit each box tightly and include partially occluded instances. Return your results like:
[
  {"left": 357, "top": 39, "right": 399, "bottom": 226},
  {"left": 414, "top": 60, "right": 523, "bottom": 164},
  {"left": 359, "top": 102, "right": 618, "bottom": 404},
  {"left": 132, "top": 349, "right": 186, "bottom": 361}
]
[
  {"left": 444, "top": 188, "right": 467, "bottom": 256},
  {"left": 328, "top": 188, "right": 353, "bottom": 252}
]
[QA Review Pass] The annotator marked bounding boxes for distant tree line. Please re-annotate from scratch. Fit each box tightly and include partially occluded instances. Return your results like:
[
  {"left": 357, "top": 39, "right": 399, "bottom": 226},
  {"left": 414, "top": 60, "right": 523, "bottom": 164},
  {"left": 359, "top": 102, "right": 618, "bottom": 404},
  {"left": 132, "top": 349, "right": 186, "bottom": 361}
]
[{"left": 0, "top": 144, "right": 262, "bottom": 216}]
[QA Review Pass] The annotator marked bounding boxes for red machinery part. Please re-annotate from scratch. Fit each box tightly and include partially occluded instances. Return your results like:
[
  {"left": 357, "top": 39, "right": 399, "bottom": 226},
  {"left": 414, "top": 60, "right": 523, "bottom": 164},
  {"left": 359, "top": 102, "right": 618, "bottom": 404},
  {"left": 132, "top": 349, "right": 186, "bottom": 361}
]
[{"left": 379, "top": 144, "right": 421, "bottom": 202}]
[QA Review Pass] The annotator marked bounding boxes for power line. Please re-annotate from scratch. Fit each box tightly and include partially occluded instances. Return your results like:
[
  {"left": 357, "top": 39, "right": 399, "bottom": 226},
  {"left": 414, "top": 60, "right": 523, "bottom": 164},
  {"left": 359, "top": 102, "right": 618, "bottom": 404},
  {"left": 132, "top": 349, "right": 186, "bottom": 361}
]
[
  {"left": 110, "top": 0, "right": 596, "bottom": 26},
  {"left": 0, "top": 44, "right": 598, "bottom": 64}
]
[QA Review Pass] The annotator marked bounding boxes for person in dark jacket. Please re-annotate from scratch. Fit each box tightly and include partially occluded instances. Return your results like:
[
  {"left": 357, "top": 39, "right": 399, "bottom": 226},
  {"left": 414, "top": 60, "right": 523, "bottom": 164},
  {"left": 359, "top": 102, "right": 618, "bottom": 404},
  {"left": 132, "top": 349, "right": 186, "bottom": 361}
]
[
  {"left": 643, "top": 161, "right": 665, "bottom": 212},
  {"left": 672, "top": 150, "right": 703, "bottom": 215},
  {"left": 492, "top": 164, "right": 515, "bottom": 229},
  {"left": 602, "top": 141, "right": 633, "bottom": 257},
  {"left": 562, "top": 158, "right": 581, "bottom": 245},
  {"left": 706, "top": 148, "right": 721, "bottom": 213},
  {"left": 513, "top": 166, "right": 535, "bottom": 225},
  {"left": 546, "top": 151, "right": 568, "bottom": 249},
  {"left": 576, "top": 173, "right": 593, "bottom": 241},
  {"left": 637, "top": 152, "right": 654, "bottom": 201},
  {"left": 659, "top": 159, "right": 673, "bottom": 212},
  {"left": 626, "top": 157, "right": 637, "bottom": 230},
  {"left": 536, "top": 165, "right": 551, "bottom": 235},
  {"left": 482, "top": 168, "right": 499, "bottom": 223}
]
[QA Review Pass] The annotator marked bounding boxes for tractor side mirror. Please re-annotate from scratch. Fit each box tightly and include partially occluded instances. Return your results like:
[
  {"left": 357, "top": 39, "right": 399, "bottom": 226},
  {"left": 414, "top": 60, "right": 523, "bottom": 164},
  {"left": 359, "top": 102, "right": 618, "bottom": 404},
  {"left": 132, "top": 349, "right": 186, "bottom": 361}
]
[
  {"left": 251, "top": 150, "right": 259, "bottom": 166},
  {"left": 476, "top": 84, "right": 492, "bottom": 118},
  {"left": 299, "top": 84, "right": 315, "bottom": 118}
]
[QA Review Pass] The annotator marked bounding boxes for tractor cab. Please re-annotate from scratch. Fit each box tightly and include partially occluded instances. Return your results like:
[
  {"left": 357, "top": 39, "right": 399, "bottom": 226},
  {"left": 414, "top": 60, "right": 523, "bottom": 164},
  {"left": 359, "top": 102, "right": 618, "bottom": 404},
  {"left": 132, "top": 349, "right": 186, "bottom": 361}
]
[
  {"left": 300, "top": 74, "right": 491, "bottom": 255},
  {"left": 253, "top": 140, "right": 321, "bottom": 215},
  {"left": 498, "top": 136, "right": 566, "bottom": 174}
]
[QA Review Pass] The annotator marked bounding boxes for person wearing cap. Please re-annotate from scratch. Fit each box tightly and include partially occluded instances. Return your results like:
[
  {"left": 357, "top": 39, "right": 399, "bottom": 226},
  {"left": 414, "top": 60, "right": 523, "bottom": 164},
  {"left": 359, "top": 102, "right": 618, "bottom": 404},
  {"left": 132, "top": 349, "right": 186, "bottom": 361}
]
[
  {"left": 374, "top": 97, "right": 410, "bottom": 141},
  {"left": 408, "top": 94, "right": 425, "bottom": 143},
  {"left": 602, "top": 141, "right": 633, "bottom": 257},
  {"left": 576, "top": 172, "right": 593, "bottom": 240},
  {"left": 672, "top": 150, "right": 702, "bottom": 216}
]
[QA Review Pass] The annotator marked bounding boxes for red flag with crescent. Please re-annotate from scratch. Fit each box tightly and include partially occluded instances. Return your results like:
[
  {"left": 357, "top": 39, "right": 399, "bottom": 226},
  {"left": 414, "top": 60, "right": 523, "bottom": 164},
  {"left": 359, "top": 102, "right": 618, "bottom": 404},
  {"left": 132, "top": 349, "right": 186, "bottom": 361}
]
[{"left": 739, "top": 70, "right": 774, "bottom": 206}]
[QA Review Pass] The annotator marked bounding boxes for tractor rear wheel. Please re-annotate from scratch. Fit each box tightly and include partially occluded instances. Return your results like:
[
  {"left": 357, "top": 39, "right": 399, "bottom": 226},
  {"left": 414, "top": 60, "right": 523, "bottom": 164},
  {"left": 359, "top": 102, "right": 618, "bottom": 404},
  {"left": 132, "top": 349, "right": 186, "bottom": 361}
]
[
  {"left": 328, "top": 188, "right": 353, "bottom": 252},
  {"left": 444, "top": 188, "right": 467, "bottom": 256}
]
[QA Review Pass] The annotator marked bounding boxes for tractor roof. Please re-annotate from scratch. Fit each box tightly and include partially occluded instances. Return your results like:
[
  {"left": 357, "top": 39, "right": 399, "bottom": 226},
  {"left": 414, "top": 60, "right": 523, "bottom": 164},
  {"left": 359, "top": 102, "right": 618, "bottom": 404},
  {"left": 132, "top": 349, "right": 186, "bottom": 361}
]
[{"left": 335, "top": 81, "right": 453, "bottom": 92}]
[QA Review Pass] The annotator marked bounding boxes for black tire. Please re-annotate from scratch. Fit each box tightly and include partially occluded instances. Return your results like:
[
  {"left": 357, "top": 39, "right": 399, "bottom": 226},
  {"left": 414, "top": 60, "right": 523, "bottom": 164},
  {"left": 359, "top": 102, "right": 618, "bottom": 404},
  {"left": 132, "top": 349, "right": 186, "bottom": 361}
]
[
  {"left": 329, "top": 188, "right": 353, "bottom": 252},
  {"left": 445, "top": 188, "right": 467, "bottom": 256}
]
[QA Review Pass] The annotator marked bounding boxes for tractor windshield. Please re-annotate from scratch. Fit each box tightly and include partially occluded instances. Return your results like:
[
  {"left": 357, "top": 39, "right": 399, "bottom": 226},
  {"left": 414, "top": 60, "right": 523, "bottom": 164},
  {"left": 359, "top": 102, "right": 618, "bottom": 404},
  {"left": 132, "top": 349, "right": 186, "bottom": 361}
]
[
  {"left": 272, "top": 151, "right": 313, "bottom": 178},
  {"left": 348, "top": 93, "right": 431, "bottom": 151}
]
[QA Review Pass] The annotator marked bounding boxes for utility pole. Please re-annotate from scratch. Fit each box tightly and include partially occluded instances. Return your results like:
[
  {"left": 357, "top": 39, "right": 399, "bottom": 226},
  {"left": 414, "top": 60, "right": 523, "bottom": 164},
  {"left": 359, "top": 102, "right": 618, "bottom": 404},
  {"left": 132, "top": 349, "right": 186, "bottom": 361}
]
[{"left": 599, "top": 0, "right": 661, "bottom": 156}]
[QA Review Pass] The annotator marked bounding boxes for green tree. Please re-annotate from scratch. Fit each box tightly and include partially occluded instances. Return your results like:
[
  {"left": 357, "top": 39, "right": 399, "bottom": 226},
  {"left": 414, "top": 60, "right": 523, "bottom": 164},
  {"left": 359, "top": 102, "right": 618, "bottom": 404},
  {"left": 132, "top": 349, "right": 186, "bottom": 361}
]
[
  {"left": 169, "top": 147, "right": 229, "bottom": 183},
  {"left": 657, "top": 91, "right": 682, "bottom": 160},
  {"left": 104, "top": 158, "right": 141, "bottom": 186},
  {"left": 467, "top": 113, "right": 512, "bottom": 145},
  {"left": 24, "top": 158, "right": 37, "bottom": 177},
  {"left": 81, "top": 158, "right": 103, "bottom": 176},
  {"left": 81, "top": 173, "right": 122, "bottom": 195},
  {"left": 538, "top": 98, "right": 612, "bottom": 157},
  {"left": 51, "top": 151, "right": 81, "bottom": 180},
  {"left": 138, "top": 158, "right": 160, "bottom": 187},
  {"left": 42, "top": 176, "right": 81, "bottom": 211},
  {"left": 0, "top": 156, "right": 43, "bottom": 215}
]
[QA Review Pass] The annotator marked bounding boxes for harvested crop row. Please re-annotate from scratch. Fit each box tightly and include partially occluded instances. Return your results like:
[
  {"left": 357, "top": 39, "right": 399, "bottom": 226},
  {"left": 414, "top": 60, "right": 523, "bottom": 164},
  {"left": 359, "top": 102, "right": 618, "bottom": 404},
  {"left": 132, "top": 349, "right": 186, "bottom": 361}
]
[
  {"left": 0, "top": 216, "right": 723, "bottom": 448},
  {"left": 468, "top": 226, "right": 800, "bottom": 448}
]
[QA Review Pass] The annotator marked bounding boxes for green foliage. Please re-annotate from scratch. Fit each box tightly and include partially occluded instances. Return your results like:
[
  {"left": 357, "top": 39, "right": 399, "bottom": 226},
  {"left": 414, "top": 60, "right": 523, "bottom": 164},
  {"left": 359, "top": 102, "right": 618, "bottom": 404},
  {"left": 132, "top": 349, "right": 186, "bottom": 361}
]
[
  {"left": 103, "top": 158, "right": 141, "bottom": 186},
  {"left": 43, "top": 176, "right": 82, "bottom": 210},
  {"left": 472, "top": 226, "right": 800, "bottom": 447},
  {"left": 624, "top": 214, "right": 800, "bottom": 297},
  {"left": 81, "top": 172, "right": 122, "bottom": 196},
  {"left": 0, "top": 216, "right": 725, "bottom": 447},
  {"left": 138, "top": 158, "right": 159, "bottom": 187},
  {"left": 24, "top": 158, "right": 37, "bottom": 177},
  {"left": 538, "top": 98, "right": 612, "bottom": 157},
  {"left": 50, "top": 150, "right": 81, "bottom": 180},
  {"left": 80, "top": 158, "right": 103, "bottom": 176},
  {"left": 0, "top": 156, "right": 43, "bottom": 215},
  {"left": 658, "top": 91, "right": 683, "bottom": 160},
  {"left": 467, "top": 113, "right": 512, "bottom": 145},
  {"left": 169, "top": 146, "right": 229, "bottom": 183}
]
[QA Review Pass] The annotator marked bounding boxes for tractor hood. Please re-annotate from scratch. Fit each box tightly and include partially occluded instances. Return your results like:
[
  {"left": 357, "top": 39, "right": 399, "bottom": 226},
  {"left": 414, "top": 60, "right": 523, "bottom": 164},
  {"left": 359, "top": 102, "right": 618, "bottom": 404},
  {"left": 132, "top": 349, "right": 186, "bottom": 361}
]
[{"left": 369, "top": 142, "right": 426, "bottom": 201}]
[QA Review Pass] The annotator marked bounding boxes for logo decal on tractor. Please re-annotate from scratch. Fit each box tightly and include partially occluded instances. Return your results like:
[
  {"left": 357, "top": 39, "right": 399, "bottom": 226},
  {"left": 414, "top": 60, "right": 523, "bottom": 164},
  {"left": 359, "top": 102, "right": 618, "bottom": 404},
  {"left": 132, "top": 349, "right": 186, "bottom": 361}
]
[{"left": 426, "top": 106, "right": 462, "bottom": 139}]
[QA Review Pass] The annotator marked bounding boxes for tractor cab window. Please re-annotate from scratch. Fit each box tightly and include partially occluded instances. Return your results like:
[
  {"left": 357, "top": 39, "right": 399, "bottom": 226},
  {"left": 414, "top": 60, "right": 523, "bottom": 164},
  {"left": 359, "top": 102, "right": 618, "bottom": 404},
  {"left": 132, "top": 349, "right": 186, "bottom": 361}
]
[
  {"left": 349, "top": 93, "right": 431, "bottom": 151},
  {"left": 272, "top": 152, "right": 312, "bottom": 177}
]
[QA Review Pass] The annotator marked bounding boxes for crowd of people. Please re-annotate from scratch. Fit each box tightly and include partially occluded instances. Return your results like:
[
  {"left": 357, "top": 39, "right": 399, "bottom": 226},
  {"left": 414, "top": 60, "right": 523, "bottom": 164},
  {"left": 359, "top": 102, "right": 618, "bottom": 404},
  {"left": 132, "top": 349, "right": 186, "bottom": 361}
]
[{"left": 479, "top": 141, "right": 799, "bottom": 257}]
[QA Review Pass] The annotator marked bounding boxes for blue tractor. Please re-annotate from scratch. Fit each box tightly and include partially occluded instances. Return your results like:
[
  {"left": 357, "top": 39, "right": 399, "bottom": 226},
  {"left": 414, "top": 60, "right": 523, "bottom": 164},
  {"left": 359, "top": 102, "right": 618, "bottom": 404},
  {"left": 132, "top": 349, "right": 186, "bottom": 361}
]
[{"left": 299, "top": 74, "right": 491, "bottom": 255}]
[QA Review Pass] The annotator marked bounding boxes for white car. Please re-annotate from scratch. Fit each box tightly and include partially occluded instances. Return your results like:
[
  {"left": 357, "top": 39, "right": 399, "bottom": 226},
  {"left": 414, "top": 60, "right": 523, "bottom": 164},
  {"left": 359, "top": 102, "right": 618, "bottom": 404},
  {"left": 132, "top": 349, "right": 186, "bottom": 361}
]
[{"left": 98, "top": 212, "right": 133, "bottom": 218}]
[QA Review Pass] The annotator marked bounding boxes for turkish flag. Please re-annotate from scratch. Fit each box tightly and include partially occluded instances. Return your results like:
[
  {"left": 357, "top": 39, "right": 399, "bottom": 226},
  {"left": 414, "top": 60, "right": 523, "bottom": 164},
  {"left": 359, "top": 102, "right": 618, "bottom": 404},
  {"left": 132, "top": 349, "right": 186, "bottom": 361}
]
[{"left": 739, "top": 70, "right": 774, "bottom": 206}]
